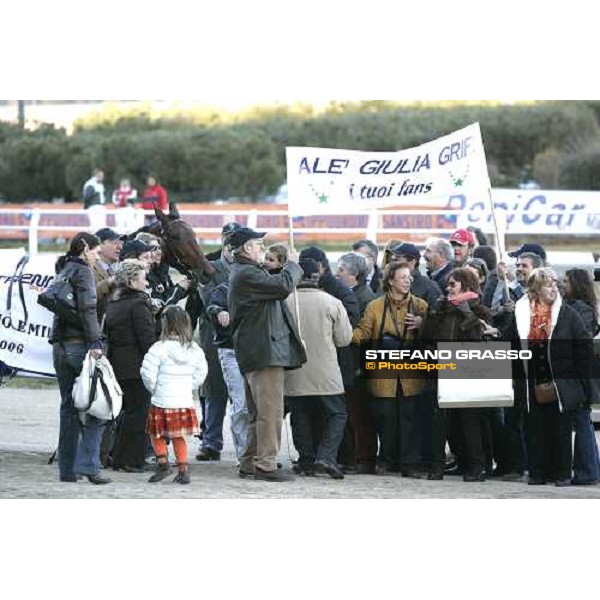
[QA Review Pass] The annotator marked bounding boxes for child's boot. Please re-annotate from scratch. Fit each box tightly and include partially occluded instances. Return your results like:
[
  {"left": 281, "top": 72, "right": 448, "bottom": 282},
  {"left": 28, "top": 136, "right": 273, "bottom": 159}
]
[
  {"left": 173, "top": 463, "right": 190, "bottom": 485},
  {"left": 148, "top": 457, "right": 172, "bottom": 483}
]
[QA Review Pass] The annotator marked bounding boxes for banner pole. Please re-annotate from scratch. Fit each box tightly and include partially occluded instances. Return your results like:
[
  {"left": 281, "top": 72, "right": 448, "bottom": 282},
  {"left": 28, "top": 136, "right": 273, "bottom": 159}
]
[
  {"left": 487, "top": 187, "right": 510, "bottom": 297},
  {"left": 287, "top": 207, "right": 306, "bottom": 350}
]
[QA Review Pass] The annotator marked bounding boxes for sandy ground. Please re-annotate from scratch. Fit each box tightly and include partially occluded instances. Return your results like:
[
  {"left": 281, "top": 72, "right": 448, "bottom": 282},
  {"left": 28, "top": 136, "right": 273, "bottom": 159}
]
[{"left": 1, "top": 386, "right": 599, "bottom": 499}]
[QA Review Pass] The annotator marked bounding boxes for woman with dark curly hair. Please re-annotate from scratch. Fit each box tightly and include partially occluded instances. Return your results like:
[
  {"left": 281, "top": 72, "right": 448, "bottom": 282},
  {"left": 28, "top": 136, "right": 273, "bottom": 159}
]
[{"left": 420, "top": 267, "right": 493, "bottom": 482}]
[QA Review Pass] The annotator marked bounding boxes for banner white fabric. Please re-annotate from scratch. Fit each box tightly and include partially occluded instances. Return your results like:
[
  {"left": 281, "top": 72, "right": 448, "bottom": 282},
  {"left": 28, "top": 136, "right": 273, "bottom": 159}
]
[
  {"left": 0, "top": 253, "right": 57, "bottom": 376},
  {"left": 454, "top": 188, "right": 600, "bottom": 234},
  {"left": 437, "top": 342, "right": 515, "bottom": 409},
  {"left": 286, "top": 123, "right": 491, "bottom": 216}
]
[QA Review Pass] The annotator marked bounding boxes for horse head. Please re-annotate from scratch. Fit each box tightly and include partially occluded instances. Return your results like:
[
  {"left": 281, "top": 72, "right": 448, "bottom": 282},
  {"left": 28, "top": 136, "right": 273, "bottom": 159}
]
[{"left": 154, "top": 205, "right": 214, "bottom": 277}]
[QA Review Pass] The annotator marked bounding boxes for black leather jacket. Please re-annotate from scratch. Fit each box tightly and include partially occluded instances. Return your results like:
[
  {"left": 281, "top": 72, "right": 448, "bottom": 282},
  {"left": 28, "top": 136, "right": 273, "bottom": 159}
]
[{"left": 50, "top": 258, "right": 102, "bottom": 347}]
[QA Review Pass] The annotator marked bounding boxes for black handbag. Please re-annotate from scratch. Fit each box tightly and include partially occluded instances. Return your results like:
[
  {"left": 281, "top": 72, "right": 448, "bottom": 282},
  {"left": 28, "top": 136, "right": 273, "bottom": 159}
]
[
  {"left": 377, "top": 296, "right": 414, "bottom": 351},
  {"left": 37, "top": 271, "right": 81, "bottom": 326}
]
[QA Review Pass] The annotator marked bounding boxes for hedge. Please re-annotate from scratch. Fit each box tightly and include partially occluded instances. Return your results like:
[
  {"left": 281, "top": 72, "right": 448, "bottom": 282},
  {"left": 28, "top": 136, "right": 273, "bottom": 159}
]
[{"left": 0, "top": 101, "right": 599, "bottom": 202}]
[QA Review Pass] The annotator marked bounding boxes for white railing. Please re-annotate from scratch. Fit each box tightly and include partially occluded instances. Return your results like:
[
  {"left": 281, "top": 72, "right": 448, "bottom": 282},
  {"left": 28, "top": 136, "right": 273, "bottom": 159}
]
[{"left": 0, "top": 206, "right": 598, "bottom": 255}]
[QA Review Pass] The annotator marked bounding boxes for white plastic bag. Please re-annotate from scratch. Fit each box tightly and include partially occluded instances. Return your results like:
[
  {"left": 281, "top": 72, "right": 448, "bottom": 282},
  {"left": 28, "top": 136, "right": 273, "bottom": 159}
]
[{"left": 73, "top": 353, "right": 123, "bottom": 420}]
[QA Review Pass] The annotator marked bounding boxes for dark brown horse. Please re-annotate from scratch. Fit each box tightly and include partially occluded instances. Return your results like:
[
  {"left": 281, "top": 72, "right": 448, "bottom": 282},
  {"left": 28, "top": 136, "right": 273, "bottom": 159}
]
[{"left": 148, "top": 204, "right": 214, "bottom": 279}]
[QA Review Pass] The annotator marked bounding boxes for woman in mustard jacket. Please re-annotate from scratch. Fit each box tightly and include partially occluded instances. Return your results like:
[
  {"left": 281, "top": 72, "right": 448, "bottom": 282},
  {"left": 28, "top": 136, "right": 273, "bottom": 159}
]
[{"left": 352, "top": 262, "right": 428, "bottom": 476}]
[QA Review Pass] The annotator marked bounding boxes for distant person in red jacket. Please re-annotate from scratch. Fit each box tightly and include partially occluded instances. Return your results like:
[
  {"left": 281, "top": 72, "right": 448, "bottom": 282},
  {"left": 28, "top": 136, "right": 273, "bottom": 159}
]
[{"left": 141, "top": 175, "right": 169, "bottom": 212}]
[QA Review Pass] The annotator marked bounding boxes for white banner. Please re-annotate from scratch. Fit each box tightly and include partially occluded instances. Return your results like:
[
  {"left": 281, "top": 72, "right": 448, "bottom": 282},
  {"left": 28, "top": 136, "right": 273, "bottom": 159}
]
[
  {"left": 453, "top": 188, "right": 600, "bottom": 234},
  {"left": 0, "top": 253, "right": 57, "bottom": 376},
  {"left": 286, "top": 123, "right": 491, "bottom": 216}
]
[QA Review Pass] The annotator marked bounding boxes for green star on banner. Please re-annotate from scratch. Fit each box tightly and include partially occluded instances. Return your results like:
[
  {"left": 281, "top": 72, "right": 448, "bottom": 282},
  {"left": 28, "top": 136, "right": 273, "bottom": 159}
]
[
  {"left": 454, "top": 179, "right": 463, "bottom": 187},
  {"left": 318, "top": 193, "right": 328, "bottom": 204}
]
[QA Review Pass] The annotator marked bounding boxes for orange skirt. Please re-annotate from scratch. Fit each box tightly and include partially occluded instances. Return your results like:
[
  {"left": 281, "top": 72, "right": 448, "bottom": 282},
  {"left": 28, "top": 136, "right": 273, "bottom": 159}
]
[{"left": 146, "top": 406, "right": 199, "bottom": 439}]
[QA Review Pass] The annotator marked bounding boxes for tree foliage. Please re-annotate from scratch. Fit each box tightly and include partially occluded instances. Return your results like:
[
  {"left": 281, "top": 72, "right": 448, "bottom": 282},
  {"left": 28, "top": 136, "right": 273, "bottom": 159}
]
[{"left": 1, "top": 101, "right": 600, "bottom": 202}]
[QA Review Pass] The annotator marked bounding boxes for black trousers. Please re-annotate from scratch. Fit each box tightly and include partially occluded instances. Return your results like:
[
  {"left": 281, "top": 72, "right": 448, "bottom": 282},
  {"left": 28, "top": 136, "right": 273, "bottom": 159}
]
[
  {"left": 455, "top": 408, "right": 486, "bottom": 475},
  {"left": 288, "top": 395, "right": 347, "bottom": 467},
  {"left": 526, "top": 397, "right": 572, "bottom": 482},
  {"left": 370, "top": 395, "right": 423, "bottom": 470},
  {"left": 112, "top": 379, "right": 151, "bottom": 469}
]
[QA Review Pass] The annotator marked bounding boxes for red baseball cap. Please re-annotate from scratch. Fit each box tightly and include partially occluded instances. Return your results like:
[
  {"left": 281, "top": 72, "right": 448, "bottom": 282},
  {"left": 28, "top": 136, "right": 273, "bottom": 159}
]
[{"left": 449, "top": 229, "right": 476, "bottom": 246}]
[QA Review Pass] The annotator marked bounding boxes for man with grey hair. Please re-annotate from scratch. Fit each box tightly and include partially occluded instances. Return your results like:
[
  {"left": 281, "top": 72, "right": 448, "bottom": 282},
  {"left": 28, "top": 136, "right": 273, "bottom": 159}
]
[
  {"left": 337, "top": 252, "right": 375, "bottom": 315},
  {"left": 424, "top": 237, "right": 455, "bottom": 294},
  {"left": 336, "top": 251, "right": 378, "bottom": 473},
  {"left": 352, "top": 239, "right": 382, "bottom": 294},
  {"left": 228, "top": 227, "right": 306, "bottom": 482}
]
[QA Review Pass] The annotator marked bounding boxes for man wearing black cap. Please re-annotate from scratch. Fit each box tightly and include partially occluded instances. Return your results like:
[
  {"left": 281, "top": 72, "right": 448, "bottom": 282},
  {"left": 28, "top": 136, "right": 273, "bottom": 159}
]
[
  {"left": 390, "top": 243, "right": 443, "bottom": 310},
  {"left": 205, "top": 222, "right": 243, "bottom": 262},
  {"left": 94, "top": 228, "right": 123, "bottom": 321},
  {"left": 228, "top": 227, "right": 306, "bottom": 481},
  {"left": 119, "top": 239, "right": 156, "bottom": 266},
  {"left": 507, "top": 243, "right": 547, "bottom": 263}
]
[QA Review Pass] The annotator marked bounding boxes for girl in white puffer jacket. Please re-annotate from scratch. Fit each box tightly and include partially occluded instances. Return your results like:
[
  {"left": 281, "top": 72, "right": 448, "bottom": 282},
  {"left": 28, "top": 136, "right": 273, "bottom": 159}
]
[{"left": 141, "top": 306, "right": 208, "bottom": 484}]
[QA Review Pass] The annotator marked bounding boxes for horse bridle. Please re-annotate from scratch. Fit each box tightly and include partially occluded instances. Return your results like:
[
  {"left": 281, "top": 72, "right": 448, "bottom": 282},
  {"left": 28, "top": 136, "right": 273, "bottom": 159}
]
[{"left": 161, "top": 220, "right": 200, "bottom": 285}]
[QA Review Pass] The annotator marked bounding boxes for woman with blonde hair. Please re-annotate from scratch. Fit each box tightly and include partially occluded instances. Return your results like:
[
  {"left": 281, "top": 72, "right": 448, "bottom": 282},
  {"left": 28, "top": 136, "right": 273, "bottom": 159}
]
[
  {"left": 105, "top": 259, "right": 157, "bottom": 472},
  {"left": 510, "top": 268, "right": 595, "bottom": 486}
]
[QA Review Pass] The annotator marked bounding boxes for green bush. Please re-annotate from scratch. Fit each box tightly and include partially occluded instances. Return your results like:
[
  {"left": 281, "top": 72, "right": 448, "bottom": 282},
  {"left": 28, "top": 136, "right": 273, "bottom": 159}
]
[
  {"left": 1, "top": 101, "right": 600, "bottom": 202},
  {"left": 559, "top": 146, "right": 600, "bottom": 190}
]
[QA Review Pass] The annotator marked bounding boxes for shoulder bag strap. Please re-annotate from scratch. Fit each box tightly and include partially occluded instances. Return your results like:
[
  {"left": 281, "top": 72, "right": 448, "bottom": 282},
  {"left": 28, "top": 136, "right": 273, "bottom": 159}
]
[{"left": 377, "top": 295, "right": 389, "bottom": 341}]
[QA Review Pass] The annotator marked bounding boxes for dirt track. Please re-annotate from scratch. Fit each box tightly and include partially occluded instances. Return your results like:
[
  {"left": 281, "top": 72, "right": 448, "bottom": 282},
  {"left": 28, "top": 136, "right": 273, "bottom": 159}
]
[{"left": 1, "top": 387, "right": 599, "bottom": 499}]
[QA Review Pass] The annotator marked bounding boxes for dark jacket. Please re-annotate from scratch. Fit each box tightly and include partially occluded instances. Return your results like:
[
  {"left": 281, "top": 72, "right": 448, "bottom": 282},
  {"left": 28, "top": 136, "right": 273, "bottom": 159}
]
[
  {"left": 509, "top": 295, "right": 595, "bottom": 412},
  {"left": 420, "top": 298, "right": 488, "bottom": 343},
  {"left": 352, "top": 282, "right": 376, "bottom": 318},
  {"left": 50, "top": 258, "right": 101, "bottom": 347},
  {"left": 566, "top": 299, "right": 598, "bottom": 337},
  {"left": 147, "top": 262, "right": 188, "bottom": 310},
  {"left": 319, "top": 271, "right": 360, "bottom": 327},
  {"left": 369, "top": 265, "right": 384, "bottom": 295},
  {"left": 198, "top": 257, "right": 231, "bottom": 398},
  {"left": 206, "top": 282, "right": 233, "bottom": 349},
  {"left": 411, "top": 268, "right": 442, "bottom": 310},
  {"left": 429, "top": 262, "right": 454, "bottom": 295},
  {"left": 319, "top": 271, "right": 359, "bottom": 387},
  {"left": 228, "top": 257, "right": 306, "bottom": 374},
  {"left": 105, "top": 288, "right": 156, "bottom": 381}
]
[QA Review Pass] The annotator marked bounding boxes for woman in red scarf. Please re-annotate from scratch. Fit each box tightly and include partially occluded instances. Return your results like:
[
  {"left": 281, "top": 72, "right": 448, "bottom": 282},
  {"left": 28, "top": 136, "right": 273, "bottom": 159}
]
[{"left": 420, "top": 268, "right": 493, "bottom": 481}]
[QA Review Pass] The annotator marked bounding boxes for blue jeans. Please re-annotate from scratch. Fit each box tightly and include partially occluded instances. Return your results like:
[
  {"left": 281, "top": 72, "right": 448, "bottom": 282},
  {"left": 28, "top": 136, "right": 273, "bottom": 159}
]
[
  {"left": 573, "top": 406, "right": 600, "bottom": 484},
  {"left": 218, "top": 348, "right": 249, "bottom": 459},
  {"left": 53, "top": 341, "right": 106, "bottom": 479}
]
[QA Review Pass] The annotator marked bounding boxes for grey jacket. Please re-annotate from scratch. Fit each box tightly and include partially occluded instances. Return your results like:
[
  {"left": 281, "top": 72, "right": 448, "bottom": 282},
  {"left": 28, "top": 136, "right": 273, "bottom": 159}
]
[{"left": 228, "top": 257, "right": 307, "bottom": 374}]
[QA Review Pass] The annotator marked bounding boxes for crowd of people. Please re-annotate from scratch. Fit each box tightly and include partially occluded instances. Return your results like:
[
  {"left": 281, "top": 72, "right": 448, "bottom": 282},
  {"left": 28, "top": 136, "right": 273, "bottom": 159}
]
[{"left": 49, "top": 218, "right": 600, "bottom": 488}]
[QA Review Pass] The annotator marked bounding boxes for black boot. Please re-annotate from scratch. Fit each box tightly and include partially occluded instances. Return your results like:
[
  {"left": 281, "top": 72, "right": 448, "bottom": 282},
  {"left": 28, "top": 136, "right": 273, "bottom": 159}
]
[{"left": 148, "top": 459, "right": 172, "bottom": 483}]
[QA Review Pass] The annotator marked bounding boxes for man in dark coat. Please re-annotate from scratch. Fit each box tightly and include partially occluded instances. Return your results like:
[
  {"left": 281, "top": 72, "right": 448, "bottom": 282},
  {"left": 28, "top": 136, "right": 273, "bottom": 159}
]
[
  {"left": 195, "top": 243, "right": 234, "bottom": 462},
  {"left": 424, "top": 237, "right": 455, "bottom": 294},
  {"left": 352, "top": 239, "right": 383, "bottom": 294},
  {"left": 228, "top": 227, "right": 306, "bottom": 482},
  {"left": 336, "top": 252, "right": 378, "bottom": 473}
]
